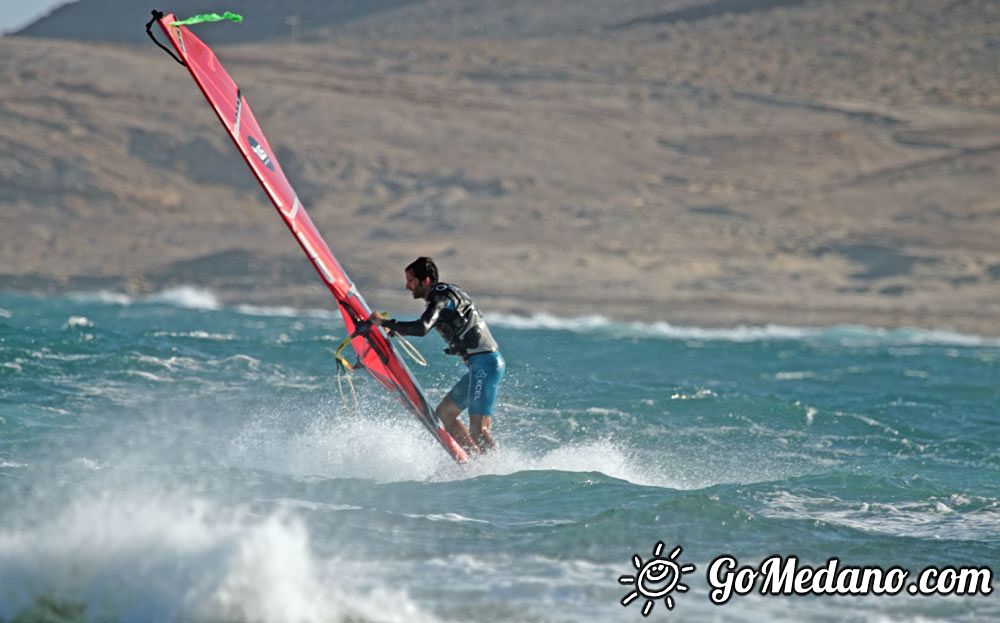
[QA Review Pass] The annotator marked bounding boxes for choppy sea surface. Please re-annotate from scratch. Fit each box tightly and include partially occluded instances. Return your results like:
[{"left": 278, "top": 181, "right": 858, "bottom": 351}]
[{"left": 0, "top": 288, "right": 996, "bottom": 622}]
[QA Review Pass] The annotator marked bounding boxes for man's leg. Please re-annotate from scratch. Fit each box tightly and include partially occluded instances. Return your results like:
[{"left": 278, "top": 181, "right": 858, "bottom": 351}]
[
  {"left": 469, "top": 415, "right": 496, "bottom": 451},
  {"left": 436, "top": 395, "right": 480, "bottom": 454},
  {"left": 466, "top": 352, "right": 504, "bottom": 453}
]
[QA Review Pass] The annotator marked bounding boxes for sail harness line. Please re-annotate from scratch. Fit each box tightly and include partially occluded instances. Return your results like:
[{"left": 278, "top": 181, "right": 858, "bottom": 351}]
[
  {"left": 332, "top": 311, "right": 427, "bottom": 412},
  {"left": 333, "top": 311, "right": 428, "bottom": 372}
]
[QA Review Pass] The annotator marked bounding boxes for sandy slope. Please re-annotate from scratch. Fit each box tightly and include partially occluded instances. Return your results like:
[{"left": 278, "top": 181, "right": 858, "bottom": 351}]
[{"left": 1, "top": 0, "right": 998, "bottom": 333}]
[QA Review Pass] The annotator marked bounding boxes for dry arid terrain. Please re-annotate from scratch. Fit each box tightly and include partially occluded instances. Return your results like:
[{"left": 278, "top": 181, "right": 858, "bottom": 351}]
[{"left": 2, "top": 0, "right": 999, "bottom": 333}]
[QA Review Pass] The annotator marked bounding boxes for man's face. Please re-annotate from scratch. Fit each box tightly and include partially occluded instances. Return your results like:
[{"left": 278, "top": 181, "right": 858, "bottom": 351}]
[{"left": 405, "top": 270, "right": 430, "bottom": 299}]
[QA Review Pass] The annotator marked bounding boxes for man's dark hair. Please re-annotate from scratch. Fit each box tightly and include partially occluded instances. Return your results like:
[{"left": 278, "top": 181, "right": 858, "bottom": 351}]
[{"left": 406, "top": 256, "right": 439, "bottom": 284}]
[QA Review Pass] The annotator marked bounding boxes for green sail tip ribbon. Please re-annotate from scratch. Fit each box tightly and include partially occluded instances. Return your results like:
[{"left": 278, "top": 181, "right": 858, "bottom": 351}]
[{"left": 171, "top": 12, "right": 243, "bottom": 27}]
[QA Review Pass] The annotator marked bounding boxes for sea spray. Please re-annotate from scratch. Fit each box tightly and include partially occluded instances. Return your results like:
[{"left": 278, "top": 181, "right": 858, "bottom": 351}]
[
  {"left": 1, "top": 291, "right": 997, "bottom": 622},
  {"left": 0, "top": 490, "right": 436, "bottom": 623}
]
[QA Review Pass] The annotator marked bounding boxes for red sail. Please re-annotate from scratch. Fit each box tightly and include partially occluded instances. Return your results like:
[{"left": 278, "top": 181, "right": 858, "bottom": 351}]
[{"left": 155, "top": 14, "right": 467, "bottom": 464}]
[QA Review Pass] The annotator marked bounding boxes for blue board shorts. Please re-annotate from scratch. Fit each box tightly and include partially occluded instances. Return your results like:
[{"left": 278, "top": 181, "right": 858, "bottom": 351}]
[{"left": 447, "top": 351, "right": 505, "bottom": 416}]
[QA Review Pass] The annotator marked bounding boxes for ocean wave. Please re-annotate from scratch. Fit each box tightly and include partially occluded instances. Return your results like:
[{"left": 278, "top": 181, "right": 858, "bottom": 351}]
[
  {"left": 29, "top": 349, "right": 92, "bottom": 362},
  {"left": 64, "top": 288, "right": 339, "bottom": 318},
  {"left": 486, "top": 313, "right": 1000, "bottom": 346},
  {"left": 225, "top": 409, "right": 451, "bottom": 482},
  {"left": 263, "top": 498, "right": 363, "bottom": 513},
  {"left": 57, "top": 457, "right": 105, "bottom": 472},
  {"left": 63, "top": 315, "right": 94, "bottom": 329},
  {"left": 459, "top": 439, "right": 691, "bottom": 489},
  {"left": 1, "top": 361, "right": 23, "bottom": 373},
  {"left": 222, "top": 397, "right": 817, "bottom": 491},
  {"left": 151, "top": 330, "right": 236, "bottom": 341},
  {"left": 222, "top": 405, "right": 692, "bottom": 489},
  {"left": 126, "top": 370, "right": 172, "bottom": 383},
  {"left": 130, "top": 353, "right": 204, "bottom": 373},
  {"left": 67, "top": 287, "right": 221, "bottom": 311},
  {"left": 235, "top": 304, "right": 336, "bottom": 319},
  {"left": 67, "top": 290, "right": 133, "bottom": 306},
  {"left": 758, "top": 490, "right": 1000, "bottom": 542},
  {"left": 0, "top": 492, "right": 437, "bottom": 623},
  {"left": 43, "top": 290, "right": 1000, "bottom": 347},
  {"left": 402, "top": 512, "right": 491, "bottom": 524},
  {"left": 147, "top": 286, "right": 221, "bottom": 310}
]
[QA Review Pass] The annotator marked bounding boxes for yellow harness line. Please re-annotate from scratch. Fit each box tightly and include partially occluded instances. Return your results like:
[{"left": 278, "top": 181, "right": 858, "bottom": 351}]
[
  {"left": 333, "top": 337, "right": 357, "bottom": 372},
  {"left": 333, "top": 311, "right": 428, "bottom": 372},
  {"left": 332, "top": 311, "right": 428, "bottom": 408},
  {"left": 333, "top": 352, "right": 359, "bottom": 406}
]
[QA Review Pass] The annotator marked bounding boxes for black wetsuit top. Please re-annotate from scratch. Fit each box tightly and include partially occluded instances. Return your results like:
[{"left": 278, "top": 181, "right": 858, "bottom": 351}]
[{"left": 382, "top": 283, "right": 499, "bottom": 360}]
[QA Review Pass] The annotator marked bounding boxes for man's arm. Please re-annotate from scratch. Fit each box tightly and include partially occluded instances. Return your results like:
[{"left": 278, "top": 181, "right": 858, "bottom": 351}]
[{"left": 379, "top": 296, "right": 447, "bottom": 337}]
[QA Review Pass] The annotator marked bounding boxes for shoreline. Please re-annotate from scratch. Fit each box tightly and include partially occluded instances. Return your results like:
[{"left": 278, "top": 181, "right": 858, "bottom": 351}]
[{"left": 3, "top": 277, "right": 997, "bottom": 340}]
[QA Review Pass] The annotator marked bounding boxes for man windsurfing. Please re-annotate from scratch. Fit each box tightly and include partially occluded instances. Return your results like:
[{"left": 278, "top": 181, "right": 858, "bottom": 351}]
[{"left": 372, "top": 257, "right": 505, "bottom": 455}]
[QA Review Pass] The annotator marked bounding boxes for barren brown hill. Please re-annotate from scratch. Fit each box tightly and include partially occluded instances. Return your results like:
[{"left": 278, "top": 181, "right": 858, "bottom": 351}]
[{"left": 2, "top": 0, "right": 998, "bottom": 333}]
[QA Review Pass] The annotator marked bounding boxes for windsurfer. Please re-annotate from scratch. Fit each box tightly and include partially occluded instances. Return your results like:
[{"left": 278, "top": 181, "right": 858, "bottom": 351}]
[{"left": 372, "top": 257, "right": 504, "bottom": 454}]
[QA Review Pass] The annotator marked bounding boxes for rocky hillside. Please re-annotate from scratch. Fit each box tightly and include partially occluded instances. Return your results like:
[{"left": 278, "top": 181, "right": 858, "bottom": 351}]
[
  {"left": 17, "top": 0, "right": 894, "bottom": 43},
  {"left": 3, "top": 0, "right": 999, "bottom": 332}
]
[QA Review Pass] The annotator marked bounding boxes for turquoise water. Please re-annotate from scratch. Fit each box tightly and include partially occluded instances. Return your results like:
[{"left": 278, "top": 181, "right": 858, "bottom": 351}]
[{"left": 0, "top": 289, "right": 996, "bottom": 622}]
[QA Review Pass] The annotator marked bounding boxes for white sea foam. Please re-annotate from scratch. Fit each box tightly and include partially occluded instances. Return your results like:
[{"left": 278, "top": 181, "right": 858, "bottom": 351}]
[
  {"left": 131, "top": 353, "right": 204, "bottom": 373},
  {"left": 67, "top": 287, "right": 223, "bottom": 310},
  {"left": 65, "top": 290, "right": 333, "bottom": 319},
  {"left": 487, "top": 312, "right": 613, "bottom": 331},
  {"left": 759, "top": 491, "right": 1000, "bottom": 542},
  {"left": 0, "top": 308, "right": 12, "bottom": 318},
  {"left": 223, "top": 397, "right": 808, "bottom": 490},
  {"left": 235, "top": 304, "right": 336, "bottom": 319},
  {"left": 403, "top": 512, "right": 491, "bottom": 524},
  {"left": 487, "top": 313, "right": 1000, "bottom": 346},
  {"left": 152, "top": 330, "right": 236, "bottom": 341},
  {"left": 126, "top": 370, "right": 172, "bottom": 383},
  {"left": 58, "top": 457, "right": 104, "bottom": 471},
  {"left": 223, "top": 402, "right": 690, "bottom": 488},
  {"left": 30, "top": 349, "right": 91, "bottom": 362},
  {"left": 148, "top": 286, "right": 221, "bottom": 310},
  {"left": 774, "top": 371, "right": 817, "bottom": 380},
  {"left": 68, "top": 290, "right": 133, "bottom": 305},
  {"left": 226, "top": 408, "right": 451, "bottom": 482},
  {"left": 0, "top": 492, "right": 438, "bottom": 623},
  {"left": 221, "top": 354, "right": 262, "bottom": 369},
  {"left": 63, "top": 315, "right": 94, "bottom": 329},
  {"left": 670, "top": 388, "right": 717, "bottom": 400},
  {"left": 264, "top": 498, "right": 363, "bottom": 513},
  {"left": 235, "top": 303, "right": 304, "bottom": 317},
  {"left": 455, "top": 439, "right": 688, "bottom": 489}
]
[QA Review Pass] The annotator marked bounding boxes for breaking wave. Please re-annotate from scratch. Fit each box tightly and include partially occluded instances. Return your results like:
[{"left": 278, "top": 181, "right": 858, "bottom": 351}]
[{"left": 486, "top": 313, "right": 1000, "bottom": 346}]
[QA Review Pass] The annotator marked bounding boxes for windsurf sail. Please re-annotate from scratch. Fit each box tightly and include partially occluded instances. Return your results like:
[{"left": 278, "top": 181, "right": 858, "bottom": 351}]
[{"left": 146, "top": 10, "right": 468, "bottom": 464}]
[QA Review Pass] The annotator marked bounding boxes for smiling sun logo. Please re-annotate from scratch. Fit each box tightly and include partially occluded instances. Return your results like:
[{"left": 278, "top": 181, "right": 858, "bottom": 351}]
[{"left": 619, "top": 542, "right": 696, "bottom": 616}]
